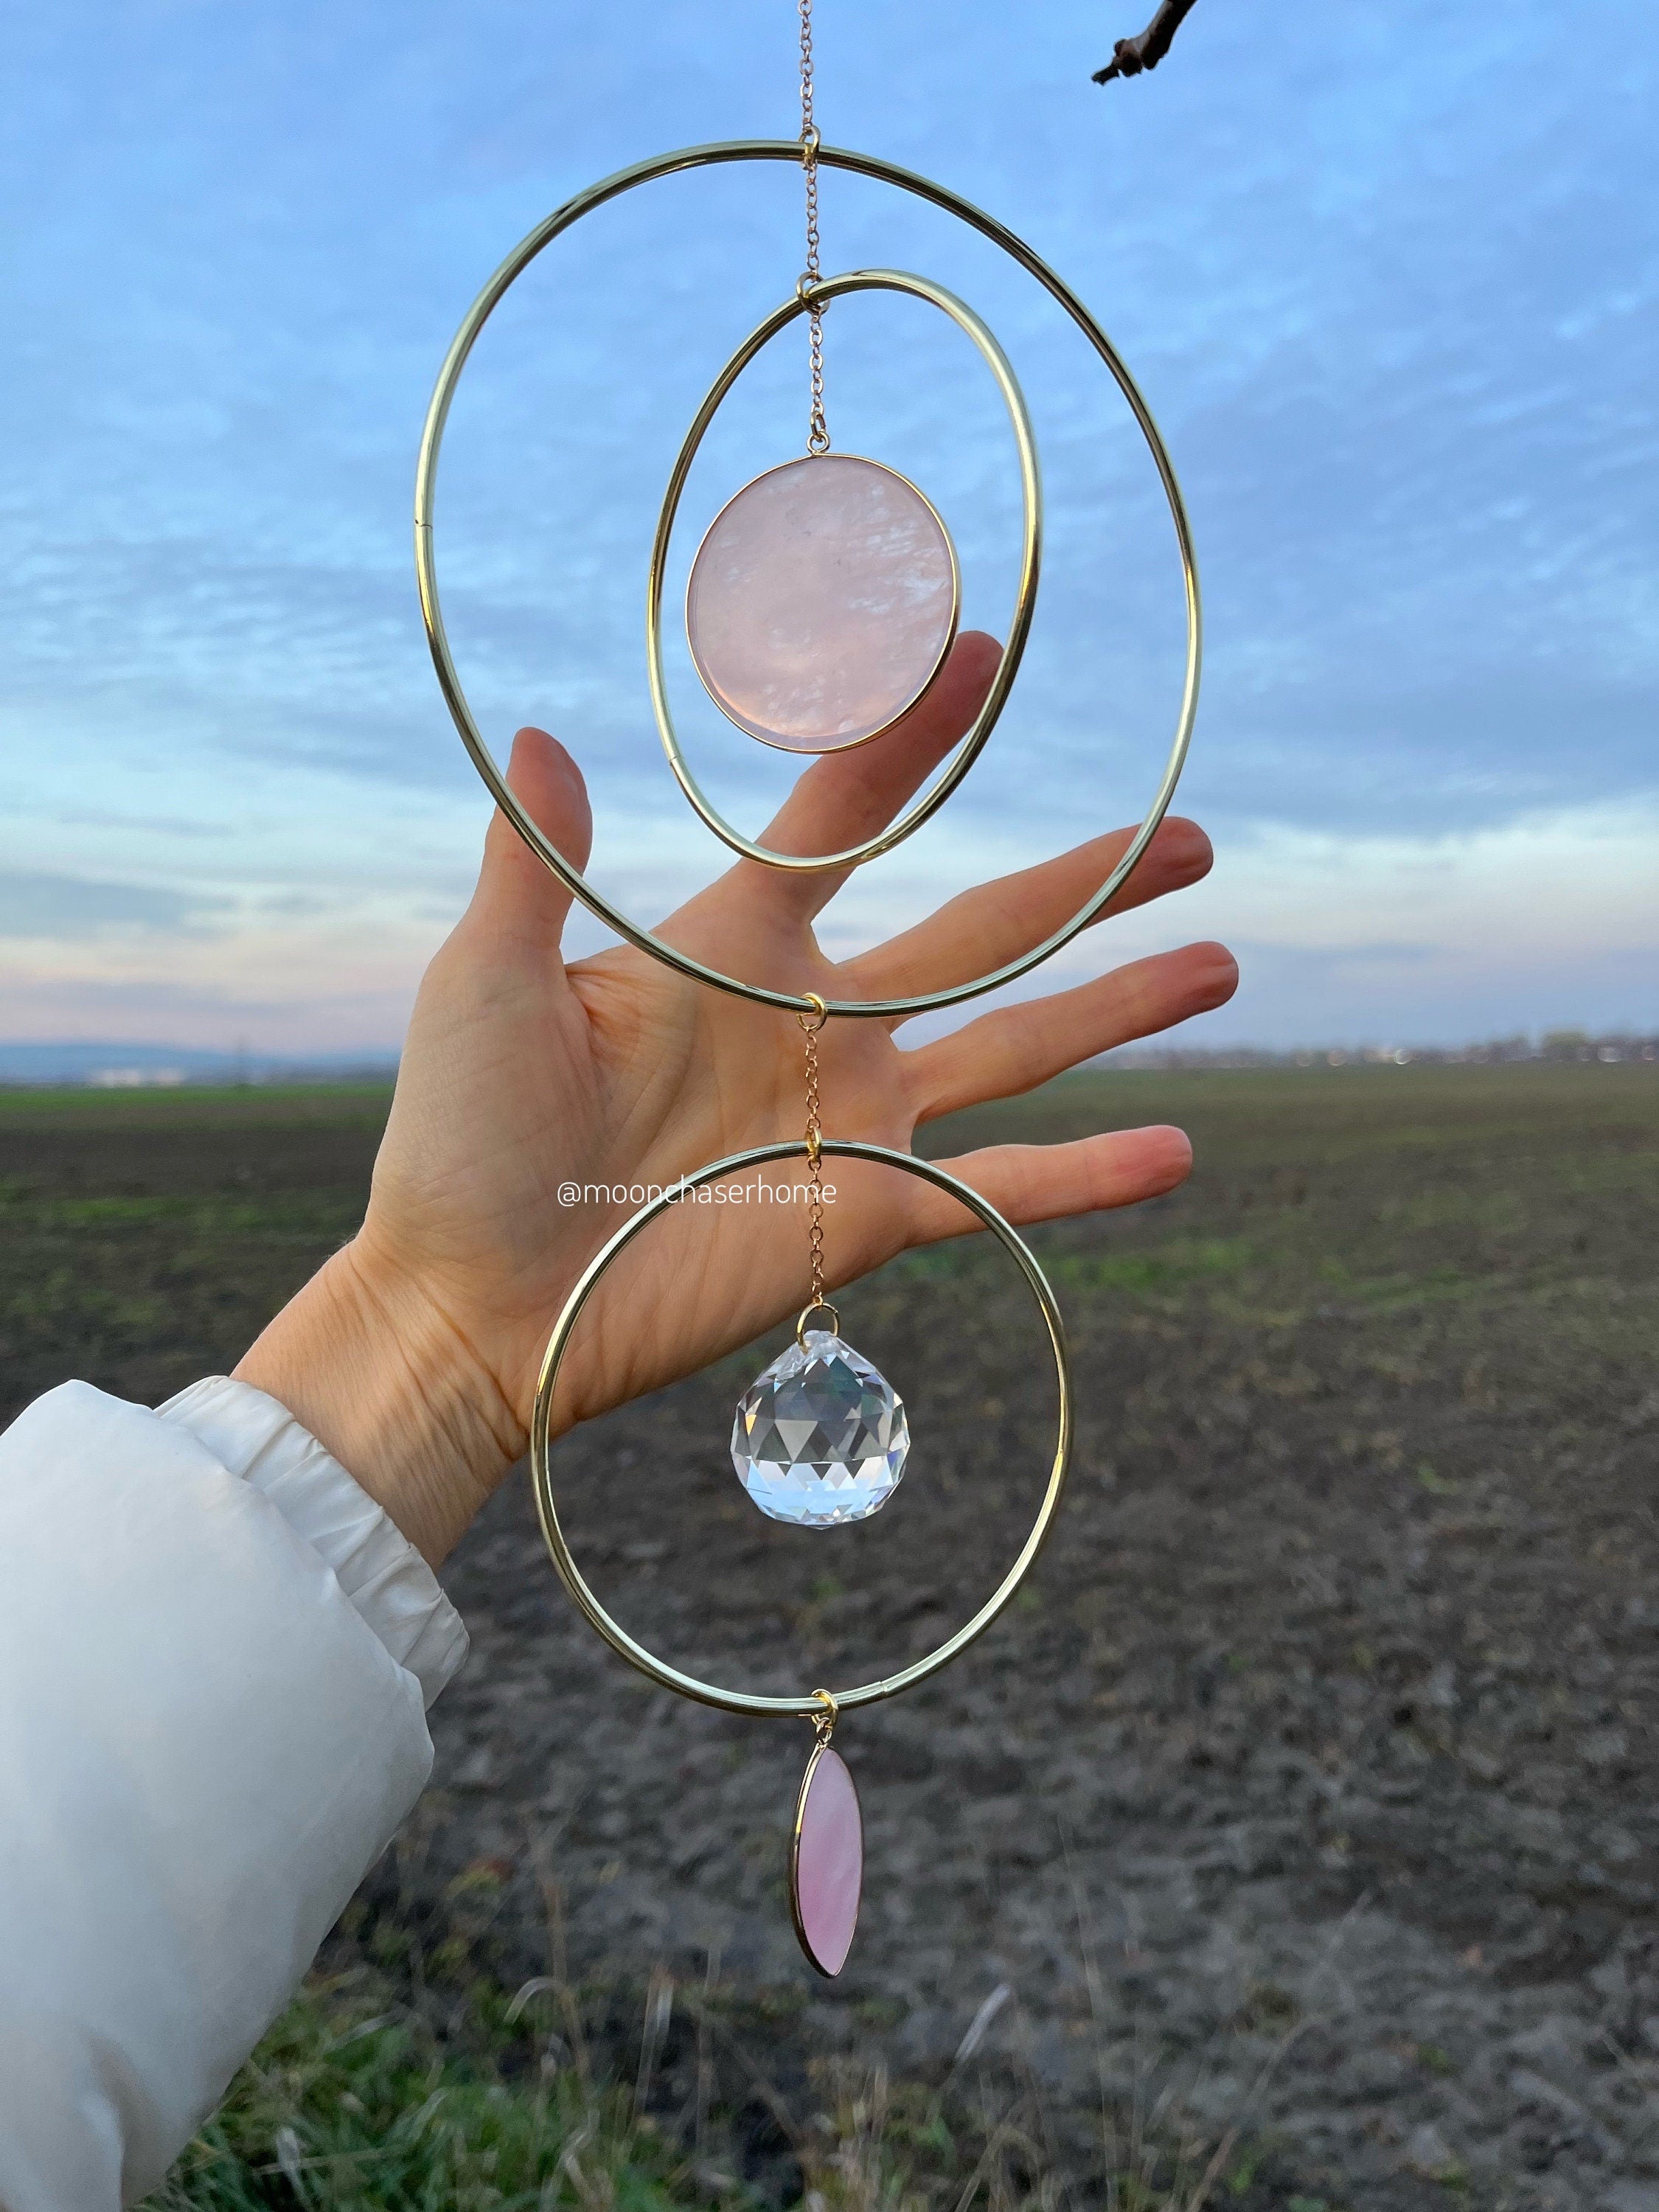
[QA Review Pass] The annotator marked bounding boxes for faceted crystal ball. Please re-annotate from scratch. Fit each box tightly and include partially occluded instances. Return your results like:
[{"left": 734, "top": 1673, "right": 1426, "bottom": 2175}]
[
  {"left": 731, "top": 1327, "right": 910, "bottom": 1527},
  {"left": 686, "top": 453, "right": 958, "bottom": 753}
]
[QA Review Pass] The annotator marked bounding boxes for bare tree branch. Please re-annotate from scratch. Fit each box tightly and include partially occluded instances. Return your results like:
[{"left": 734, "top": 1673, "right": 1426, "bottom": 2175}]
[{"left": 1093, "top": 0, "right": 1201, "bottom": 84}]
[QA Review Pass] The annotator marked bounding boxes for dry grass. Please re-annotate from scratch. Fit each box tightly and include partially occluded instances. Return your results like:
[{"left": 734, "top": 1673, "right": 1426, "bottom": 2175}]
[{"left": 147, "top": 1966, "right": 1295, "bottom": 2212}]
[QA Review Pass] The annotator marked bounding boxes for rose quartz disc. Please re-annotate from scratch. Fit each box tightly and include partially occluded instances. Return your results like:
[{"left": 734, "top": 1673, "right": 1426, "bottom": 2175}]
[
  {"left": 791, "top": 1745, "right": 863, "bottom": 1976},
  {"left": 686, "top": 453, "right": 957, "bottom": 752}
]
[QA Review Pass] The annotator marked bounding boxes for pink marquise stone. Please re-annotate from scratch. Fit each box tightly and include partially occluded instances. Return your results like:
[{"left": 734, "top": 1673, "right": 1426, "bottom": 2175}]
[
  {"left": 686, "top": 453, "right": 956, "bottom": 751},
  {"left": 793, "top": 1745, "right": 863, "bottom": 1977}
]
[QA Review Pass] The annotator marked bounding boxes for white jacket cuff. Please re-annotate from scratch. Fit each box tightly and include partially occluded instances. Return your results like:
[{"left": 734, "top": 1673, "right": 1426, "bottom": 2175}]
[
  {"left": 0, "top": 1380, "right": 469, "bottom": 2209},
  {"left": 159, "top": 1376, "right": 468, "bottom": 1708}
]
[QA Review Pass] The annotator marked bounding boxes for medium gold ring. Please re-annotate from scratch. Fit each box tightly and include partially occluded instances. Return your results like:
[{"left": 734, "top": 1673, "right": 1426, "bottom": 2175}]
[{"left": 529, "top": 1137, "right": 1072, "bottom": 1721}]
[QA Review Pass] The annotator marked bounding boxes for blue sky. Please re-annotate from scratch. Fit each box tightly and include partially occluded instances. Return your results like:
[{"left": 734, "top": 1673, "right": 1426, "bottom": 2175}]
[{"left": 1, "top": 0, "right": 1655, "bottom": 1054}]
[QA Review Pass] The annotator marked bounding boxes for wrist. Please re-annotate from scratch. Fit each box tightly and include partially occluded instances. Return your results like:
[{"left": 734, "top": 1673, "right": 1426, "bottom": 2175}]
[{"left": 233, "top": 1238, "right": 521, "bottom": 1566}]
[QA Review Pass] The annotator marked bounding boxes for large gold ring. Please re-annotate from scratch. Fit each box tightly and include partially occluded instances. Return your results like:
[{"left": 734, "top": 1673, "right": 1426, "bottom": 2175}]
[
  {"left": 648, "top": 268, "right": 1039, "bottom": 868},
  {"left": 529, "top": 1138, "right": 1072, "bottom": 1721},
  {"left": 416, "top": 138, "right": 1201, "bottom": 1019}
]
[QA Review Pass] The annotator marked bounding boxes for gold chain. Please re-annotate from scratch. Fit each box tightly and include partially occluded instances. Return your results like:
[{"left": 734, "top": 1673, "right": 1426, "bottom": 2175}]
[
  {"left": 796, "top": 994, "right": 832, "bottom": 1340},
  {"left": 798, "top": 0, "right": 830, "bottom": 455},
  {"left": 800, "top": 996, "right": 826, "bottom": 1308}
]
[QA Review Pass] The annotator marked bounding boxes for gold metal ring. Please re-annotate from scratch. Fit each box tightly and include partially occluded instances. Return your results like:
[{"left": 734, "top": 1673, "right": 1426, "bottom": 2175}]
[
  {"left": 649, "top": 269, "right": 1035, "bottom": 856},
  {"left": 529, "top": 1137, "right": 1072, "bottom": 1720},
  {"left": 794, "top": 1298, "right": 840, "bottom": 1344},
  {"left": 415, "top": 138, "right": 1201, "bottom": 1020}
]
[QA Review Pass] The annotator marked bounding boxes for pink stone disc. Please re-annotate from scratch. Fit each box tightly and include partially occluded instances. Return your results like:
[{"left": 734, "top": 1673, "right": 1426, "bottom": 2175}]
[
  {"left": 686, "top": 453, "right": 959, "bottom": 753},
  {"left": 789, "top": 1743, "right": 863, "bottom": 1977}
]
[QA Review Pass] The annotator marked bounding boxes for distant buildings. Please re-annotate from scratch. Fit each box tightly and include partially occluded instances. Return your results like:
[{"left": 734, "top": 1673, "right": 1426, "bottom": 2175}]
[{"left": 1105, "top": 1032, "right": 1659, "bottom": 1071}]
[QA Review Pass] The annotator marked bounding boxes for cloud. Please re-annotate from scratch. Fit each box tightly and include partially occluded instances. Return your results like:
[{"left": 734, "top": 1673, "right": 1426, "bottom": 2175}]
[
  {"left": 0, "top": 973, "right": 419, "bottom": 1057},
  {"left": 960, "top": 796, "right": 1659, "bottom": 1049},
  {"left": 1, "top": 782, "right": 1649, "bottom": 1060},
  {"left": 0, "top": 0, "right": 1653, "bottom": 1048},
  {"left": 0, "top": 869, "right": 225, "bottom": 941}
]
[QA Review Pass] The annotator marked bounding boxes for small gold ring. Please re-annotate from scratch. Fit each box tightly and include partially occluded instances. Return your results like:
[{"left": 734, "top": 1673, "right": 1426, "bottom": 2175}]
[
  {"left": 795, "top": 271, "right": 827, "bottom": 307},
  {"left": 810, "top": 1687, "right": 838, "bottom": 1743},
  {"left": 796, "top": 992, "right": 829, "bottom": 1032},
  {"left": 799, "top": 124, "right": 821, "bottom": 159},
  {"left": 650, "top": 268, "right": 1032, "bottom": 862},
  {"left": 795, "top": 1299, "right": 841, "bottom": 1346}
]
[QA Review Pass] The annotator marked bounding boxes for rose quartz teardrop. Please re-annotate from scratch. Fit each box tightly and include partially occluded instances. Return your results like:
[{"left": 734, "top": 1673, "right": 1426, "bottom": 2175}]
[
  {"left": 790, "top": 1745, "right": 863, "bottom": 1977},
  {"left": 686, "top": 453, "right": 957, "bottom": 752}
]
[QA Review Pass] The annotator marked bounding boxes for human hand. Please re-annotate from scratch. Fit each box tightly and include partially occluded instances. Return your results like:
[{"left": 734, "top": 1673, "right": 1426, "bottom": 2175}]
[{"left": 235, "top": 634, "right": 1236, "bottom": 1562}]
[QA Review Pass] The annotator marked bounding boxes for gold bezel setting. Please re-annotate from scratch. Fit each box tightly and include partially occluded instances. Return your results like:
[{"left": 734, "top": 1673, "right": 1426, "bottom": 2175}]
[
  {"left": 684, "top": 450, "right": 961, "bottom": 757},
  {"left": 788, "top": 1739, "right": 863, "bottom": 1979}
]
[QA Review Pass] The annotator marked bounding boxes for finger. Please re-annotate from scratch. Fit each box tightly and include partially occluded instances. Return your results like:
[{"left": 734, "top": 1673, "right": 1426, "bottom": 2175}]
[
  {"left": 899, "top": 1126, "right": 1195, "bottom": 1247},
  {"left": 905, "top": 942, "right": 1238, "bottom": 1124},
  {"left": 467, "top": 726, "right": 594, "bottom": 953},
  {"left": 842, "top": 814, "right": 1214, "bottom": 1009},
  {"left": 728, "top": 631, "right": 1002, "bottom": 924}
]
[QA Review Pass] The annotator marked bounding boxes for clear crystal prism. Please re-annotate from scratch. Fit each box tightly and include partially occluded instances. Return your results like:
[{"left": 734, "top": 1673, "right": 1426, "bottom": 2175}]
[{"left": 731, "top": 1326, "right": 909, "bottom": 1527}]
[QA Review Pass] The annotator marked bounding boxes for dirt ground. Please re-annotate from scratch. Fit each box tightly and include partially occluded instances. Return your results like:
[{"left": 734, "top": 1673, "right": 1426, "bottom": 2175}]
[{"left": 4, "top": 1067, "right": 1658, "bottom": 2210}]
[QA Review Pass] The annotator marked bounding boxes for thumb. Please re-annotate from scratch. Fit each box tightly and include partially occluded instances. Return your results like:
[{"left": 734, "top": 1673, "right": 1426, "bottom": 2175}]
[{"left": 467, "top": 726, "right": 594, "bottom": 952}]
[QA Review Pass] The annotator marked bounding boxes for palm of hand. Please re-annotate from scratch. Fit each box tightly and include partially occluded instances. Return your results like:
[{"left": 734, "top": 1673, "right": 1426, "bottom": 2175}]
[{"left": 355, "top": 637, "right": 1234, "bottom": 1467}]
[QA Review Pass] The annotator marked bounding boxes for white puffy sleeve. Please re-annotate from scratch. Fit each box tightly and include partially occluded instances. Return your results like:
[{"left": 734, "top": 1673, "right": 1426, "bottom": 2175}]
[{"left": 0, "top": 1377, "right": 468, "bottom": 2210}]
